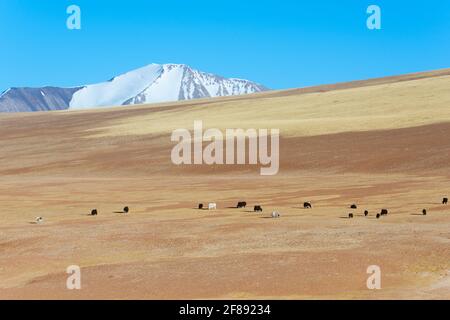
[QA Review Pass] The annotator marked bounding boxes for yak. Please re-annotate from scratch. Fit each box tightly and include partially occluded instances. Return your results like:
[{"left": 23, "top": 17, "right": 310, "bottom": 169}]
[
  {"left": 254, "top": 205, "right": 263, "bottom": 212},
  {"left": 237, "top": 202, "right": 247, "bottom": 208}
]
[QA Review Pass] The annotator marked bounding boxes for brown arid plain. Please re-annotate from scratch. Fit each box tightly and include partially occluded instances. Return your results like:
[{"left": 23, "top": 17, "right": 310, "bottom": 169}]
[{"left": 0, "top": 69, "right": 450, "bottom": 300}]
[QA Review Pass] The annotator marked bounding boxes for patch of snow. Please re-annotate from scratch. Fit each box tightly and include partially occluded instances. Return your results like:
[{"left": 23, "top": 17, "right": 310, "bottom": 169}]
[
  {"left": 132, "top": 64, "right": 185, "bottom": 104},
  {"left": 69, "top": 64, "right": 163, "bottom": 110},
  {"left": 0, "top": 88, "right": 11, "bottom": 98}
]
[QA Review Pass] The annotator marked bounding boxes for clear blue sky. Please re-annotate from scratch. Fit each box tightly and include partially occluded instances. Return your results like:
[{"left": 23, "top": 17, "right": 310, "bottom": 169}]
[{"left": 1, "top": 0, "right": 449, "bottom": 92}]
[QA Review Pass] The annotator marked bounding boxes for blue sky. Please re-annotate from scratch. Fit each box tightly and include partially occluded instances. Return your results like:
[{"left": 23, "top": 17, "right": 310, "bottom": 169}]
[{"left": 1, "top": 0, "right": 449, "bottom": 92}]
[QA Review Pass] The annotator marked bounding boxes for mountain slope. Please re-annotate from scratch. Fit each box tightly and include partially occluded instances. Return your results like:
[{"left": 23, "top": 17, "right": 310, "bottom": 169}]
[
  {"left": 0, "top": 64, "right": 268, "bottom": 113},
  {"left": 0, "top": 87, "right": 81, "bottom": 112}
]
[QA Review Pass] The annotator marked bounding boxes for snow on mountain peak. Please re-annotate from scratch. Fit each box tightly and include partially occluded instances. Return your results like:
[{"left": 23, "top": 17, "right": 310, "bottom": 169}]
[
  {"left": 69, "top": 63, "right": 268, "bottom": 110},
  {"left": 70, "top": 64, "right": 163, "bottom": 109}
]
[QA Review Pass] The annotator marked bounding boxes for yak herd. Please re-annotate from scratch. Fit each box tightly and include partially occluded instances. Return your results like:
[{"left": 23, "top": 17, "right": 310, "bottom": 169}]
[
  {"left": 194, "top": 197, "right": 449, "bottom": 219},
  {"left": 34, "top": 197, "right": 449, "bottom": 223}
]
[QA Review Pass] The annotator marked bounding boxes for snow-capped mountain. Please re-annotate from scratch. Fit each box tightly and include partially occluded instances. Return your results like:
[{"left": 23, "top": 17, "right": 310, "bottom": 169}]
[{"left": 0, "top": 64, "right": 269, "bottom": 113}]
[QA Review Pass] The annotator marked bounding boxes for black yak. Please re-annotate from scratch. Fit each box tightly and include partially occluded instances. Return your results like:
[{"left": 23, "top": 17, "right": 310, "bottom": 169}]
[
  {"left": 254, "top": 205, "right": 263, "bottom": 212},
  {"left": 350, "top": 204, "right": 357, "bottom": 209},
  {"left": 237, "top": 202, "right": 247, "bottom": 208},
  {"left": 303, "top": 202, "right": 312, "bottom": 209},
  {"left": 364, "top": 210, "right": 369, "bottom": 217},
  {"left": 198, "top": 204, "right": 204, "bottom": 210},
  {"left": 443, "top": 198, "right": 448, "bottom": 205},
  {"left": 91, "top": 209, "right": 98, "bottom": 216},
  {"left": 380, "top": 209, "right": 388, "bottom": 216},
  {"left": 349, "top": 213, "right": 354, "bottom": 218},
  {"left": 123, "top": 207, "right": 129, "bottom": 213},
  {"left": 422, "top": 209, "right": 427, "bottom": 216},
  {"left": 376, "top": 213, "right": 381, "bottom": 219}
]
